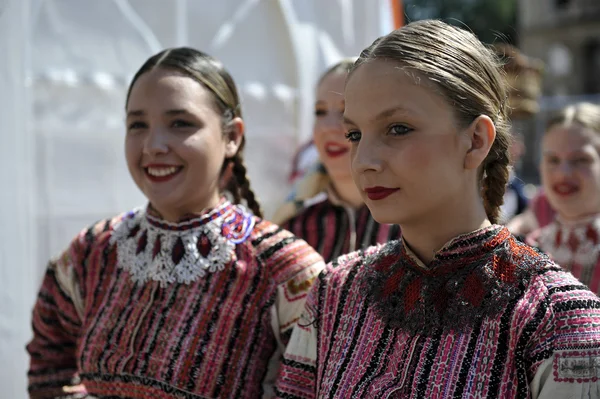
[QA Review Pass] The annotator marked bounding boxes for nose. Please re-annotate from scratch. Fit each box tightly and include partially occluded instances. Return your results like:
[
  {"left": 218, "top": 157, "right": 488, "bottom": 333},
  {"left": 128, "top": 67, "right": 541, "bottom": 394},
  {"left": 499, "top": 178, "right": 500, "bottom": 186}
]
[
  {"left": 352, "top": 136, "right": 383, "bottom": 174},
  {"left": 556, "top": 160, "right": 574, "bottom": 178},
  {"left": 143, "top": 127, "right": 169, "bottom": 156}
]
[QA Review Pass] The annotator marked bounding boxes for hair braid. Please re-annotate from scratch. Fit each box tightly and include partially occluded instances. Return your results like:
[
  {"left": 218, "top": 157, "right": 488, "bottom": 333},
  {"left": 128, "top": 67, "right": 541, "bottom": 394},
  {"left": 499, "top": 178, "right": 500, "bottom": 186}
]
[
  {"left": 220, "top": 159, "right": 241, "bottom": 204},
  {"left": 231, "top": 154, "right": 263, "bottom": 218},
  {"left": 481, "top": 139, "right": 511, "bottom": 224}
]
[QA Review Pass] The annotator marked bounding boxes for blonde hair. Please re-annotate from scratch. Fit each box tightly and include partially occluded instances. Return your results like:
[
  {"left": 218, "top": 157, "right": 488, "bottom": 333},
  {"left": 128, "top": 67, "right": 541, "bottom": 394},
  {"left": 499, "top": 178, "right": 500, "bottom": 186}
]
[
  {"left": 271, "top": 58, "right": 356, "bottom": 225},
  {"left": 350, "top": 20, "right": 511, "bottom": 224},
  {"left": 546, "top": 102, "right": 600, "bottom": 134}
]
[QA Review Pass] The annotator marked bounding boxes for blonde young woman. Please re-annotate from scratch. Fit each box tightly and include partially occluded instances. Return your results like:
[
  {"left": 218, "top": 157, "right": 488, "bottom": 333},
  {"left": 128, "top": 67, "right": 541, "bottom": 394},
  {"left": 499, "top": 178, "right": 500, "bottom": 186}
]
[
  {"left": 528, "top": 103, "right": 600, "bottom": 294},
  {"left": 273, "top": 60, "right": 401, "bottom": 263},
  {"left": 275, "top": 21, "right": 600, "bottom": 398}
]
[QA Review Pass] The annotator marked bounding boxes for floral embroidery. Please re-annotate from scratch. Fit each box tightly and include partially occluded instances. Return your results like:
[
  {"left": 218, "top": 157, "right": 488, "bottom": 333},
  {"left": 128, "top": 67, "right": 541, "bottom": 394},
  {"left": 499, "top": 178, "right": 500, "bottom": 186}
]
[
  {"left": 110, "top": 201, "right": 255, "bottom": 286},
  {"left": 364, "top": 226, "right": 547, "bottom": 335}
]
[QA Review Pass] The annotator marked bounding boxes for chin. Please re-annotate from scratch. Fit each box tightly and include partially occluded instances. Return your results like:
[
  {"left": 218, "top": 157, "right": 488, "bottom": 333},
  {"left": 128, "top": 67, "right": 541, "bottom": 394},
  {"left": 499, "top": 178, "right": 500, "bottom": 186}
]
[{"left": 368, "top": 207, "right": 404, "bottom": 225}]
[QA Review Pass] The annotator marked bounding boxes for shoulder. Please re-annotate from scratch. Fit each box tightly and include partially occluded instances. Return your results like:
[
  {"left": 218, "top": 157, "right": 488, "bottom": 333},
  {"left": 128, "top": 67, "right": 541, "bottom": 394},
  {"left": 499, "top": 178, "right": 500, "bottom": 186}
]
[
  {"left": 47, "top": 212, "right": 128, "bottom": 302},
  {"left": 534, "top": 265, "right": 600, "bottom": 310},
  {"left": 284, "top": 193, "right": 332, "bottom": 222},
  {"left": 523, "top": 266, "right": 600, "bottom": 355},
  {"left": 281, "top": 197, "right": 336, "bottom": 238},
  {"left": 249, "top": 218, "right": 325, "bottom": 283},
  {"left": 317, "top": 243, "right": 385, "bottom": 293},
  {"left": 55, "top": 211, "right": 128, "bottom": 268},
  {"left": 525, "top": 221, "right": 558, "bottom": 249}
]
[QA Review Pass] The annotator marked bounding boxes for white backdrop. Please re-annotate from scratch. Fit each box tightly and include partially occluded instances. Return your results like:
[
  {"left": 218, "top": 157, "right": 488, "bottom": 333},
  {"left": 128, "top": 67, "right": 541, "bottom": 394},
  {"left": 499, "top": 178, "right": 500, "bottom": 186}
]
[{"left": 0, "top": 0, "right": 393, "bottom": 397}]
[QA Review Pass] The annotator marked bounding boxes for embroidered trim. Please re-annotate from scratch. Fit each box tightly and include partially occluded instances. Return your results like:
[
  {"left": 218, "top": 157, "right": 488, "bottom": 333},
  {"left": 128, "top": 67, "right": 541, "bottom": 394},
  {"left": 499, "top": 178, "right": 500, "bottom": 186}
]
[
  {"left": 553, "top": 351, "right": 600, "bottom": 382},
  {"left": 364, "top": 226, "right": 547, "bottom": 335},
  {"left": 109, "top": 202, "right": 255, "bottom": 286},
  {"left": 537, "top": 217, "right": 600, "bottom": 272}
]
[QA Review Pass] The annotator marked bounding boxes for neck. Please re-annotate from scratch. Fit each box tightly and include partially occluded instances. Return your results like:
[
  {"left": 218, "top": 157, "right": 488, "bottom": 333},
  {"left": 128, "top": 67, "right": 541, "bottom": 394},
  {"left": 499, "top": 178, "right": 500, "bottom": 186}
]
[
  {"left": 401, "top": 195, "right": 491, "bottom": 265},
  {"left": 330, "top": 178, "right": 364, "bottom": 209},
  {"left": 557, "top": 211, "right": 600, "bottom": 225},
  {"left": 150, "top": 192, "right": 222, "bottom": 223}
]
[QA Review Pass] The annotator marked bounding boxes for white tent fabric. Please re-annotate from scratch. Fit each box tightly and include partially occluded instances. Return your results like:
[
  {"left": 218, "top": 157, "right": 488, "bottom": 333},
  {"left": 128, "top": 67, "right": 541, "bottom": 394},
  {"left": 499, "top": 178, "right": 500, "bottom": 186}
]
[{"left": 0, "top": 0, "right": 392, "bottom": 396}]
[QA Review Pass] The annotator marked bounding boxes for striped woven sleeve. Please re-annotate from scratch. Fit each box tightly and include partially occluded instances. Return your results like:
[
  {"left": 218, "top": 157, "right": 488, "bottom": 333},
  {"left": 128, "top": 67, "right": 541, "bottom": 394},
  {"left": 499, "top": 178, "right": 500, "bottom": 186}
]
[
  {"left": 273, "top": 249, "right": 364, "bottom": 399},
  {"left": 26, "top": 219, "right": 110, "bottom": 399},
  {"left": 527, "top": 269, "right": 600, "bottom": 398},
  {"left": 252, "top": 220, "right": 325, "bottom": 347},
  {"left": 272, "top": 271, "right": 322, "bottom": 399},
  {"left": 252, "top": 220, "right": 325, "bottom": 397}
]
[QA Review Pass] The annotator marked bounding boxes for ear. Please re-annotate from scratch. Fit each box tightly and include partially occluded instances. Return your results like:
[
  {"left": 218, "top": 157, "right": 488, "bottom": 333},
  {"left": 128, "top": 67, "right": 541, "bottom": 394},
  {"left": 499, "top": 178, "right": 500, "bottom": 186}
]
[
  {"left": 224, "top": 117, "right": 245, "bottom": 158},
  {"left": 463, "top": 115, "right": 496, "bottom": 170}
]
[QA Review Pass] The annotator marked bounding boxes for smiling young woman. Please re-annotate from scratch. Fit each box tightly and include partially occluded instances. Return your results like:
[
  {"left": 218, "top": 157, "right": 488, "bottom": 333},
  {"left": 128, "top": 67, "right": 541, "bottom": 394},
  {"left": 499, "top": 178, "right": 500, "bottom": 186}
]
[
  {"left": 26, "top": 47, "right": 325, "bottom": 399},
  {"left": 527, "top": 102, "right": 600, "bottom": 293}
]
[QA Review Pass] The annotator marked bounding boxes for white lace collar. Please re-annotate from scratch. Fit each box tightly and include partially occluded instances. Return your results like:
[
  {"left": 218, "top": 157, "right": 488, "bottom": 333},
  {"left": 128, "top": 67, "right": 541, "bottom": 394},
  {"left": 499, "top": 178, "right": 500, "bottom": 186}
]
[{"left": 109, "top": 201, "right": 255, "bottom": 286}]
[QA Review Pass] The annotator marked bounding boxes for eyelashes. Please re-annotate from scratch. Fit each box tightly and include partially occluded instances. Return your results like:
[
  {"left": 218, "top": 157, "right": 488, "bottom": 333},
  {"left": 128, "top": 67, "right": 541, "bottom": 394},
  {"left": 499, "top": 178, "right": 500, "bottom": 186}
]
[
  {"left": 127, "top": 119, "right": 196, "bottom": 132},
  {"left": 345, "top": 131, "right": 361, "bottom": 142},
  {"left": 344, "top": 124, "right": 414, "bottom": 143}
]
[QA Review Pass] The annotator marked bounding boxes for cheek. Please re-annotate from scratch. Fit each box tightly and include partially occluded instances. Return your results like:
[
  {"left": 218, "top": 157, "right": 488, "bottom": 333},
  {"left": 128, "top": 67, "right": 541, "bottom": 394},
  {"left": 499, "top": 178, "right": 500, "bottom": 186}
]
[
  {"left": 124, "top": 137, "right": 141, "bottom": 167},
  {"left": 540, "top": 163, "right": 554, "bottom": 183},
  {"left": 579, "top": 162, "right": 600, "bottom": 185},
  {"left": 390, "top": 139, "right": 435, "bottom": 173},
  {"left": 182, "top": 135, "right": 225, "bottom": 170},
  {"left": 312, "top": 125, "right": 327, "bottom": 148}
]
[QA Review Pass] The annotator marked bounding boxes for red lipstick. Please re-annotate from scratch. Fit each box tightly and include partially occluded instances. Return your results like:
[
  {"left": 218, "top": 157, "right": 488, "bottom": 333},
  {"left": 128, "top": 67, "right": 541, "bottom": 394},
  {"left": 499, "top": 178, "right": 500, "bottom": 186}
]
[
  {"left": 324, "top": 141, "right": 349, "bottom": 158},
  {"left": 364, "top": 187, "right": 399, "bottom": 201},
  {"left": 552, "top": 182, "right": 579, "bottom": 197}
]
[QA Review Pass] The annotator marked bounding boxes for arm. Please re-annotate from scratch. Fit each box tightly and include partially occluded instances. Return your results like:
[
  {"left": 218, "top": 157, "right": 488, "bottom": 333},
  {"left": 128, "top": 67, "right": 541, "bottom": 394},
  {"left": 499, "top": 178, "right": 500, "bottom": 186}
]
[
  {"left": 252, "top": 222, "right": 325, "bottom": 398},
  {"left": 273, "top": 275, "right": 322, "bottom": 399},
  {"left": 27, "top": 251, "right": 86, "bottom": 399},
  {"left": 527, "top": 276, "right": 600, "bottom": 398}
]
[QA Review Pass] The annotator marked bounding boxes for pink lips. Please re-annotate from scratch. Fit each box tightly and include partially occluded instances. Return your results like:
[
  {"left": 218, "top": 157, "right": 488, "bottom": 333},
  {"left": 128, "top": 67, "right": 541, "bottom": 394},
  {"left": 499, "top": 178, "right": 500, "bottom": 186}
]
[{"left": 364, "top": 187, "right": 399, "bottom": 201}]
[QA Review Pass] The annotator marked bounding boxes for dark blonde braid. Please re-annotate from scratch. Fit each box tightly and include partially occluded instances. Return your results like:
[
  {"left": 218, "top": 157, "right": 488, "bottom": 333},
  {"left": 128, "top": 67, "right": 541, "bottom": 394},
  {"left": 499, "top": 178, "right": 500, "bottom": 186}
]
[
  {"left": 230, "top": 152, "right": 263, "bottom": 218},
  {"left": 481, "top": 143, "right": 511, "bottom": 224}
]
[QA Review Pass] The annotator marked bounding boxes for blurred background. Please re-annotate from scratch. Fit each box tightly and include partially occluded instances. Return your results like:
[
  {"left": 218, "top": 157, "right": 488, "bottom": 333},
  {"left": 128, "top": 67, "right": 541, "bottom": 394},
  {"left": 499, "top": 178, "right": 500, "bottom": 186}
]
[{"left": 1, "top": 0, "right": 599, "bottom": 397}]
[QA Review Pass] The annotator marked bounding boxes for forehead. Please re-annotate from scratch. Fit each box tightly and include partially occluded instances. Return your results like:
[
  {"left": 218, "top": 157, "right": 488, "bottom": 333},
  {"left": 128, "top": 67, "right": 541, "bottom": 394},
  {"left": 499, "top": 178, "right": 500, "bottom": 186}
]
[
  {"left": 343, "top": 60, "right": 452, "bottom": 122},
  {"left": 544, "top": 124, "right": 600, "bottom": 152},
  {"left": 127, "top": 67, "right": 214, "bottom": 110},
  {"left": 316, "top": 70, "right": 347, "bottom": 100}
]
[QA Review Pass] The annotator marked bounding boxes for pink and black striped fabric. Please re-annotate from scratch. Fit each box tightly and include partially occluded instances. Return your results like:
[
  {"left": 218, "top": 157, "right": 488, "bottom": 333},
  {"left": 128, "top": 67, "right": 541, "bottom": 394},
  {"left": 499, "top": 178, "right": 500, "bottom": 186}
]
[
  {"left": 27, "top": 201, "right": 324, "bottom": 399},
  {"left": 275, "top": 226, "right": 600, "bottom": 398}
]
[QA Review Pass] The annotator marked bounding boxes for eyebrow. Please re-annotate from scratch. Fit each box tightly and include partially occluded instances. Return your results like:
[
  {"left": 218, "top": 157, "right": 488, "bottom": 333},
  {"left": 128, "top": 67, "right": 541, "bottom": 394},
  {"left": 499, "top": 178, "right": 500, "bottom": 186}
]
[
  {"left": 343, "top": 106, "right": 411, "bottom": 126},
  {"left": 542, "top": 150, "right": 590, "bottom": 156},
  {"left": 126, "top": 109, "right": 190, "bottom": 118}
]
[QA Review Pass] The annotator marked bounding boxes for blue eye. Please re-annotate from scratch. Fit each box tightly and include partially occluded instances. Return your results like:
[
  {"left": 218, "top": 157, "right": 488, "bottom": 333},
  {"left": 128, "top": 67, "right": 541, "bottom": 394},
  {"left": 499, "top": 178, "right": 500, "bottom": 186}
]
[
  {"left": 345, "top": 131, "right": 361, "bottom": 142},
  {"left": 388, "top": 124, "right": 412, "bottom": 136}
]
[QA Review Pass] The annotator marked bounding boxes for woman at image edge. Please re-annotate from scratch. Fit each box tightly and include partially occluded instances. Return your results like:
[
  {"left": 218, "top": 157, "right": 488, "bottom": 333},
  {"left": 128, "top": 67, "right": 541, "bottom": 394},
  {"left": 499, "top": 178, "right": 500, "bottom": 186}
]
[
  {"left": 274, "top": 20, "right": 600, "bottom": 398},
  {"left": 26, "top": 48, "right": 324, "bottom": 399},
  {"left": 527, "top": 103, "right": 600, "bottom": 294}
]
